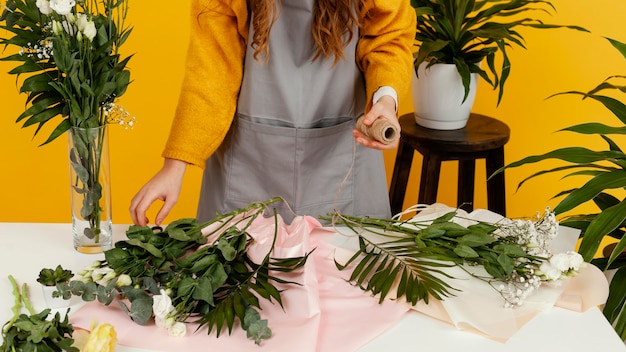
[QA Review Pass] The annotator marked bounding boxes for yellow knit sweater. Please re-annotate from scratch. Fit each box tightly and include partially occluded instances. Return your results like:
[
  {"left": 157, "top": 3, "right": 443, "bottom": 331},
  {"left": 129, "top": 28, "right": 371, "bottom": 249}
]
[{"left": 163, "top": 0, "right": 416, "bottom": 168}]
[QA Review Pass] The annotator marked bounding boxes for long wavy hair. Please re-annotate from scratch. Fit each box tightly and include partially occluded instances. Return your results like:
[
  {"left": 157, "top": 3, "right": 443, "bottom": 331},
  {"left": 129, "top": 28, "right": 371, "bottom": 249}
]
[{"left": 249, "top": 0, "right": 363, "bottom": 64}]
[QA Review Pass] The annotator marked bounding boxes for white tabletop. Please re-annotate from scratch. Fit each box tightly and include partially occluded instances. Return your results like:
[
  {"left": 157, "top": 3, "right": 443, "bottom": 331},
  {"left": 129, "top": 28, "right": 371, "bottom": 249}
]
[{"left": 0, "top": 222, "right": 624, "bottom": 351}]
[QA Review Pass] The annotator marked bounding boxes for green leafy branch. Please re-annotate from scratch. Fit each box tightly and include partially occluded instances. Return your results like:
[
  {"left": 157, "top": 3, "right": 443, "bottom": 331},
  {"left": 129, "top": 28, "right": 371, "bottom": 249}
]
[
  {"left": 325, "top": 209, "right": 548, "bottom": 306},
  {"left": 58, "top": 197, "right": 310, "bottom": 345}
]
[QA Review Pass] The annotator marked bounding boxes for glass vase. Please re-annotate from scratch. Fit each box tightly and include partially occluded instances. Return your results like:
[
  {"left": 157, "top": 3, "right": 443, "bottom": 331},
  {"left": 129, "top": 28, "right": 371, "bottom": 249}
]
[{"left": 68, "top": 125, "right": 113, "bottom": 253}]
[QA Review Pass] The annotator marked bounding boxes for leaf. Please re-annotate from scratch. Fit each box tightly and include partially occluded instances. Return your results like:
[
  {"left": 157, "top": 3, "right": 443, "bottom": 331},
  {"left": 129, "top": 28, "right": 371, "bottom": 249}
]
[
  {"left": 168, "top": 228, "right": 191, "bottom": 241},
  {"left": 458, "top": 232, "right": 496, "bottom": 247},
  {"left": 218, "top": 237, "right": 237, "bottom": 261},
  {"left": 497, "top": 253, "right": 515, "bottom": 276},
  {"left": 192, "top": 277, "right": 215, "bottom": 305},
  {"left": 128, "top": 295, "right": 153, "bottom": 325},
  {"left": 453, "top": 244, "right": 479, "bottom": 258},
  {"left": 188, "top": 254, "right": 218, "bottom": 273},
  {"left": 104, "top": 247, "right": 131, "bottom": 269},
  {"left": 243, "top": 307, "right": 271, "bottom": 345},
  {"left": 554, "top": 171, "right": 626, "bottom": 215},
  {"left": 578, "top": 200, "right": 626, "bottom": 262},
  {"left": 125, "top": 239, "right": 163, "bottom": 258},
  {"left": 603, "top": 266, "right": 626, "bottom": 323}
]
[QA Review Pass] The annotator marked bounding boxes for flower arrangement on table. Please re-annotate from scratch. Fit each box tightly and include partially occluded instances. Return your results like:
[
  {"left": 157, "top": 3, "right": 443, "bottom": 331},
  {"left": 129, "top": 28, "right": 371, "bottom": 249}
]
[
  {"left": 0, "top": 0, "right": 134, "bottom": 249},
  {"left": 53, "top": 198, "right": 310, "bottom": 345},
  {"left": 326, "top": 205, "right": 585, "bottom": 308}
]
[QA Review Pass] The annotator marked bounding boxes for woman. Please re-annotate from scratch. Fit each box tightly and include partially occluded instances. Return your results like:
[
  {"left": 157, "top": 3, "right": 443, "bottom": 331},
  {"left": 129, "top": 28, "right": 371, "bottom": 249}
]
[{"left": 130, "top": 0, "right": 415, "bottom": 226}]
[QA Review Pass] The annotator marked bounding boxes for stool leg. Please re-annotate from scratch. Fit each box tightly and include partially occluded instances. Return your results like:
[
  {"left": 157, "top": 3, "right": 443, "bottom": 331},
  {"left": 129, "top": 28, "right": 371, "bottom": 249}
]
[
  {"left": 418, "top": 150, "right": 441, "bottom": 206},
  {"left": 486, "top": 147, "right": 506, "bottom": 216},
  {"left": 458, "top": 159, "right": 475, "bottom": 212},
  {"left": 389, "top": 140, "right": 414, "bottom": 215}
]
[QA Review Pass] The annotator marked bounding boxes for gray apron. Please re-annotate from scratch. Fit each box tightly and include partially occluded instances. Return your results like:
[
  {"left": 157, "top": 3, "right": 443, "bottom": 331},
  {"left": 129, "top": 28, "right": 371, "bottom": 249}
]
[{"left": 197, "top": 0, "right": 390, "bottom": 223}]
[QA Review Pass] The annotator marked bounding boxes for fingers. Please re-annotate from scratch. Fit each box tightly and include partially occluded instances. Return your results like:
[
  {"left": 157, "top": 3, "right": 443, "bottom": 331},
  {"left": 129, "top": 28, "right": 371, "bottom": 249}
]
[
  {"left": 353, "top": 129, "right": 399, "bottom": 150},
  {"left": 155, "top": 198, "right": 177, "bottom": 226},
  {"left": 355, "top": 98, "right": 401, "bottom": 150},
  {"left": 129, "top": 159, "right": 187, "bottom": 226},
  {"left": 129, "top": 188, "right": 154, "bottom": 226}
]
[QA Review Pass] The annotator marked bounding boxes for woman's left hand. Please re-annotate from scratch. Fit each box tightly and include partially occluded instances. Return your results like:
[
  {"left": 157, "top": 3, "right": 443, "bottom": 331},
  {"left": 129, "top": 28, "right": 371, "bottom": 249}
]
[{"left": 353, "top": 95, "right": 400, "bottom": 150}]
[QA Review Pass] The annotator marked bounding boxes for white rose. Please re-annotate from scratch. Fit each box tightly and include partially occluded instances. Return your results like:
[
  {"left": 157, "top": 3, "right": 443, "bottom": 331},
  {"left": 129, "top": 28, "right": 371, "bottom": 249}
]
[
  {"left": 82, "top": 20, "right": 97, "bottom": 41},
  {"left": 152, "top": 289, "right": 174, "bottom": 318},
  {"left": 50, "top": 0, "right": 76, "bottom": 16},
  {"left": 168, "top": 322, "right": 187, "bottom": 337},
  {"left": 36, "top": 0, "right": 53, "bottom": 15}
]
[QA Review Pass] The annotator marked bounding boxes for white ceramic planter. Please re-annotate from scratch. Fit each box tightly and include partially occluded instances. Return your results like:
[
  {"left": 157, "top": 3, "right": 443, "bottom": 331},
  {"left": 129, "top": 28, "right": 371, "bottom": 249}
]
[
  {"left": 42, "top": 285, "right": 70, "bottom": 309},
  {"left": 411, "top": 62, "right": 478, "bottom": 130}
]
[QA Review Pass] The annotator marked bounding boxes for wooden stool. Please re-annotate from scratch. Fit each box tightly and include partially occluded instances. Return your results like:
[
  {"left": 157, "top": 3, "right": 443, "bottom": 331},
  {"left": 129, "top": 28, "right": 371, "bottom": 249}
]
[{"left": 389, "top": 113, "right": 510, "bottom": 215}]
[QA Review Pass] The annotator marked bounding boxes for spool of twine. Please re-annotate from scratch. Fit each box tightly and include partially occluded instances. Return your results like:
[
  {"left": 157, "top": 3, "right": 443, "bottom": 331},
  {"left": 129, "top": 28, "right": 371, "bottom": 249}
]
[{"left": 356, "top": 115, "right": 400, "bottom": 145}]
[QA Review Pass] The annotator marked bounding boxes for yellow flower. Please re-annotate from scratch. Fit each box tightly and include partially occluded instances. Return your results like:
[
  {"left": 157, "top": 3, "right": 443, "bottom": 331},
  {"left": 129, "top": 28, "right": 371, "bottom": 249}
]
[{"left": 73, "top": 321, "right": 118, "bottom": 352}]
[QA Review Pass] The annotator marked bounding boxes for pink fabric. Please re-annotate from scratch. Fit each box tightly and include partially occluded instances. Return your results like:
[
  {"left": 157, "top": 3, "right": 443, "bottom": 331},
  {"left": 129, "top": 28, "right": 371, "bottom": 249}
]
[{"left": 69, "top": 216, "right": 409, "bottom": 351}]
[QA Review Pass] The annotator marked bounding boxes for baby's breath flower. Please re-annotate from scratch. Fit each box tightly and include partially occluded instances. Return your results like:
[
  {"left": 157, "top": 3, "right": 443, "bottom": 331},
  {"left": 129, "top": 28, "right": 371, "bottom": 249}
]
[{"left": 103, "top": 100, "right": 136, "bottom": 129}]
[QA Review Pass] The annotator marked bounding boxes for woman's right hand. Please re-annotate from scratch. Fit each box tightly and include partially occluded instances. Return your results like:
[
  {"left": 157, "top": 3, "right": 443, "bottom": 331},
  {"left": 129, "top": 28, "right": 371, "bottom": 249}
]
[{"left": 129, "top": 158, "right": 188, "bottom": 226}]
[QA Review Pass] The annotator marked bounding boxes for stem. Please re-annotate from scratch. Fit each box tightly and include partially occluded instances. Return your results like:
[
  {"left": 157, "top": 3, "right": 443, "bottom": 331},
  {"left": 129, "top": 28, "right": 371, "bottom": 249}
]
[
  {"left": 3, "top": 275, "right": 23, "bottom": 334},
  {"left": 21, "top": 283, "right": 35, "bottom": 315}
]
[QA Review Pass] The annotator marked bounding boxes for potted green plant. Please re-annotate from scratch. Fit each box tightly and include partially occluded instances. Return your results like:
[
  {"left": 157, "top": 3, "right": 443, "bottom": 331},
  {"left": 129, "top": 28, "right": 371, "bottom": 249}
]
[
  {"left": 496, "top": 38, "right": 626, "bottom": 340},
  {"left": 410, "top": 0, "right": 587, "bottom": 129},
  {"left": 37, "top": 265, "right": 74, "bottom": 308}
]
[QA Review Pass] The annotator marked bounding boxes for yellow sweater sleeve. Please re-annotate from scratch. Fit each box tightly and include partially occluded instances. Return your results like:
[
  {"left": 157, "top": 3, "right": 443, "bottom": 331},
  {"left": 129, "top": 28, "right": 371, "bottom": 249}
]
[
  {"left": 357, "top": 0, "right": 416, "bottom": 112},
  {"left": 162, "top": 0, "right": 249, "bottom": 169}
]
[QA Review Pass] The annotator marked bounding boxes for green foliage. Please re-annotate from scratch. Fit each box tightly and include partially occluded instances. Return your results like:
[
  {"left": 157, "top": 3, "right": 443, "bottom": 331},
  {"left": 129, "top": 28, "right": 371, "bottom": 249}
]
[
  {"left": 496, "top": 37, "right": 626, "bottom": 338},
  {"left": 2, "top": 275, "right": 78, "bottom": 352},
  {"left": 411, "top": 0, "right": 588, "bottom": 104},
  {"left": 60, "top": 197, "right": 309, "bottom": 345},
  {"left": 37, "top": 265, "right": 74, "bottom": 286},
  {"left": 325, "top": 210, "right": 547, "bottom": 306},
  {"left": 0, "top": 0, "right": 132, "bottom": 145}
]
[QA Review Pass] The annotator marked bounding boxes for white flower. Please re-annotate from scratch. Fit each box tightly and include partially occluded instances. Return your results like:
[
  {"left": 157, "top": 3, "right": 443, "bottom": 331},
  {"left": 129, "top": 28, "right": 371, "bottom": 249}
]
[
  {"left": 75, "top": 13, "right": 89, "bottom": 30},
  {"left": 549, "top": 252, "right": 571, "bottom": 272},
  {"left": 154, "top": 315, "right": 167, "bottom": 329},
  {"left": 115, "top": 274, "right": 132, "bottom": 287},
  {"left": 82, "top": 20, "right": 97, "bottom": 41},
  {"left": 539, "top": 261, "right": 562, "bottom": 281},
  {"left": 49, "top": 0, "right": 76, "bottom": 16},
  {"left": 566, "top": 251, "right": 584, "bottom": 271},
  {"left": 65, "top": 12, "right": 76, "bottom": 23},
  {"left": 152, "top": 289, "right": 174, "bottom": 318},
  {"left": 51, "top": 20, "right": 63, "bottom": 36},
  {"left": 168, "top": 322, "right": 187, "bottom": 337},
  {"left": 61, "top": 20, "right": 75, "bottom": 36},
  {"left": 36, "top": 0, "right": 53, "bottom": 15},
  {"left": 88, "top": 260, "right": 102, "bottom": 269},
  {"left": 91, "top": 267, "right": 114, "bottom": 282}
]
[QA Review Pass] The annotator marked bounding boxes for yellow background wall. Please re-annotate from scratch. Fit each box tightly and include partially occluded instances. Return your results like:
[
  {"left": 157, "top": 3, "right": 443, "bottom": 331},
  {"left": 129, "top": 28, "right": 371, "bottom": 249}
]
[{"left": 0, "top": 1, "right": 624, "bottom": 226}]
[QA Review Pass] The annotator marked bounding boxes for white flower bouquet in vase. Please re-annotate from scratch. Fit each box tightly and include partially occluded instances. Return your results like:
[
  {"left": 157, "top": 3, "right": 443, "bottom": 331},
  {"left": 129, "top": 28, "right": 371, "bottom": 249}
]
[{"left": 0, "top": 0, "right": 135, "bottom": 253}]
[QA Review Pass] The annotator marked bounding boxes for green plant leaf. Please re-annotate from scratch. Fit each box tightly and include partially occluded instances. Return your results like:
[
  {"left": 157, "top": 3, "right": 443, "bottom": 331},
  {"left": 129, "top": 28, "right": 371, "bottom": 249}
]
[{"left": 578, "top": 200, "right": 626, "bottom": 262}]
